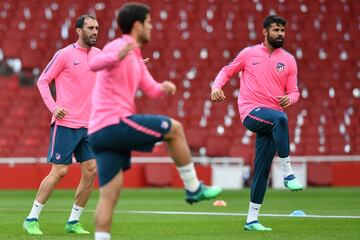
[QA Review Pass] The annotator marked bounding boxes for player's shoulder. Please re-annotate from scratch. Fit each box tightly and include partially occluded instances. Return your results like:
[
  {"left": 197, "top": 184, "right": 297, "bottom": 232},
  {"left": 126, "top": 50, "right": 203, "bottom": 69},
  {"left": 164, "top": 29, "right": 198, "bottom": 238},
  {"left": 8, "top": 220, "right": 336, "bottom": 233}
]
[
  {"left": 57, "top": 44, "right": 76, "bottom": 56},
  {"left": 91, "top": 46, "right": 102, "bottom": 53},
  {"left": 92, "top": 46, "right": 102, "bottom": 51},
  {"left": 235, "top": 45, "right": 256, "bottom": 58},
  {"left": 241, "top": 44, "right": 262, "bottom": 54},
  {"left": 103, "top": 38, "right": 127, "bottom": 51},
  {"left": 280, "top": 48, "right": 296, "bottom": 60}
]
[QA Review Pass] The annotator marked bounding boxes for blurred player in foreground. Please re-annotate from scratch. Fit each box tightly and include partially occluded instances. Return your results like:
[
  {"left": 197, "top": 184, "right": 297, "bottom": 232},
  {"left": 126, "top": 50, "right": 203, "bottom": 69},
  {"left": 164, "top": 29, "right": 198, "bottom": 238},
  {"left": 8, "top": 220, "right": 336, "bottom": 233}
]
[
  {"left": 88, "top": 3, "right": 222, "bottom": 240},
  {"left": 211, "top": 15, "right": 303, "bottom": 231}
]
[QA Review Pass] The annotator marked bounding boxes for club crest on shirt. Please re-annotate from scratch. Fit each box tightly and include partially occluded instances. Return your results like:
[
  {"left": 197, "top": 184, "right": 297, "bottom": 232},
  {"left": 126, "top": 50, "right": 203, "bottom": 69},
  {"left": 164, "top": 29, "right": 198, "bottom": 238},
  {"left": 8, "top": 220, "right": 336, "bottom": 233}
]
[{"left": 276, "top": 63, "right": 285, "bottom": 72}]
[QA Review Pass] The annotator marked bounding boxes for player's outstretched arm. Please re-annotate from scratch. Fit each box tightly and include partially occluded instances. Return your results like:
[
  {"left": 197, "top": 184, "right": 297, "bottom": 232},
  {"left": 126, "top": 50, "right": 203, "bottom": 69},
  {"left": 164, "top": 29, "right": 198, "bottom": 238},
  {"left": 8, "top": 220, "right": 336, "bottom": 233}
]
[{"left": 89, "top": 43, "right": 135, "bottom": 71}]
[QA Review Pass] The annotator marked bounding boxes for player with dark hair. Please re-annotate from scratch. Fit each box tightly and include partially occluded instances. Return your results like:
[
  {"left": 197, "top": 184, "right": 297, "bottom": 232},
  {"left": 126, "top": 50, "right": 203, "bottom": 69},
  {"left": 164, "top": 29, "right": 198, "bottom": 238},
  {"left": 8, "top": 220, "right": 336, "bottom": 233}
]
[
  {"left": 211, "top": 15, "right": 303, "bottom": 231},
  {"left": 88, "top": 3, "right": 222, "bottom": 240},
  {"left": 23, "top": 14, "right": 100, "bottom": 235}
]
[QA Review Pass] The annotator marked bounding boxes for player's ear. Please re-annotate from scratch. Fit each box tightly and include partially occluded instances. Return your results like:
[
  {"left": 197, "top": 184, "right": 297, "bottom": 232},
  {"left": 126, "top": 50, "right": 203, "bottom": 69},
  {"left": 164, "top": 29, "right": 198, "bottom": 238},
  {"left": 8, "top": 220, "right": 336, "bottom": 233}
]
[
  {"left": 133, "top": 21, "right": 143, "bottom": 32},
  {"left": 262, "top": 28, "right": 267, "bottom": 37},
  {"left": 76, "top": 27, "right": 82, "bottom": 36}
]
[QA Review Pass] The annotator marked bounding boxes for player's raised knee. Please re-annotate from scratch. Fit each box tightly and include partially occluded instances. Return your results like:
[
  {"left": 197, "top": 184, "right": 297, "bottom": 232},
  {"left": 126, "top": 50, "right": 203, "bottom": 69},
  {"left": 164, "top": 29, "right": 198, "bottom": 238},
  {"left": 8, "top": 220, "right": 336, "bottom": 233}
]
[
  {"left": 276, "top": 114, "right": 288, "bottom": 127},
  {"left": 170, "top": 119, "right": 185, "bottom": 135}
]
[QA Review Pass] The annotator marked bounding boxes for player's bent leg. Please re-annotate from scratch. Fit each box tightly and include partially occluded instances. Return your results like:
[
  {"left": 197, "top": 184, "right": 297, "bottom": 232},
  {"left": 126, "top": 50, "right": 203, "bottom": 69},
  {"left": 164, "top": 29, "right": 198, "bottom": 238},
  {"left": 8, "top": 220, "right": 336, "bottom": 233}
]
[
  {"left": 163, "top": 119, "right": 192, "bottom": 166},
  {"left": 65, "top": 159, "right": 96, "bottom": 234},
  {"left": 244, "top": 221, "right": 272, "bottom": 231},
  {"left": 75, "top": 159, "right": 97, "bottom": 206},
  {"left": 95, "top": 170, "right": 124, "bottom": 233},
  {"left": 23, "top": 164, "right": 68, "bottom": 235},
  {"left": 164, "top": 119, "right": 222, "bottom": 204},
  {"left": 36, "top": 164, "right": 69, "bottom": 203}
]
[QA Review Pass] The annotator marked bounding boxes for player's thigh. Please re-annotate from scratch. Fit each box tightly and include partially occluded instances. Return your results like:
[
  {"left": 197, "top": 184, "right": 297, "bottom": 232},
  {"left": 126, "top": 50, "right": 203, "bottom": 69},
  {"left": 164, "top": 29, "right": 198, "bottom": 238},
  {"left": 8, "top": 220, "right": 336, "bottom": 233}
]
[
  {"left": 121, "top": 114, "right": 172, "bottom": 151},
  {"left": 94, "top": 149, "right": 130, "bottom": 187},
  {"left": 74, "top": 131, "right": 96, "bottom": 163},
  {"left": 47, "top": 125, "right": 83, "bottom": 165},
  {"left": 243, "top": 107, "right": 286, "bottom": 134},
  {"left": 89, "top": 114, "right": 172, "bottom": 152}
]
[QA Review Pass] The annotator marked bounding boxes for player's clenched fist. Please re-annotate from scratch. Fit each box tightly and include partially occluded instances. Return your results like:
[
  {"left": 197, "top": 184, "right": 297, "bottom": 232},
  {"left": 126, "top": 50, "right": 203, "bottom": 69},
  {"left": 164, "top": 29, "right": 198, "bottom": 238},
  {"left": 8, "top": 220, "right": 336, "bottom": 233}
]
[
  {"left": 211, "top": 89, "right": 226, "bottom": 102},
  {"left": 277, "top": 95, "right": 291, "bottom": 108},
  {"left": 161, "top": 81, "right": 176, "bottom": 95}
]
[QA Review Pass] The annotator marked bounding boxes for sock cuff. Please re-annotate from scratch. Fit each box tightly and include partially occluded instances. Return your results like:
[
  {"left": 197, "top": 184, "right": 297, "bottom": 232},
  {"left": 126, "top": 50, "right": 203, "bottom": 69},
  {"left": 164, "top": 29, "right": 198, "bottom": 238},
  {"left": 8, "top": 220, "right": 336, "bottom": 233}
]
[
  {"left": 249, "top": 202, "right": 261, "bottom": 208},
  {"left": 176, "top": 162, "right": 195, "bottom": 172},
  {"left": 73, "top": 204, "right": 84, "bottom": 210},
  {"left": 34, "top": 200, "right": 45, "bottom": 207},
  {"left": 279, "top": 156, "right": 290, "bottom": 161},
  {"left": 95, "top": 231, "right": 111, "bottom": 240}
]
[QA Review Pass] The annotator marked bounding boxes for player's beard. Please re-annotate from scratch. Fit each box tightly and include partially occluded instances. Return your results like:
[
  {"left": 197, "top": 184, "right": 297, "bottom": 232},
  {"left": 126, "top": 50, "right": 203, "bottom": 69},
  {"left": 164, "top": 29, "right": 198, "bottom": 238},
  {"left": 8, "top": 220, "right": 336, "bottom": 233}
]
[
  {"left": 267, "top": 34, "right": 284, "bottom": 48},
  {"left": 83, "top": 34, "right": 97, "bottom": 47}
]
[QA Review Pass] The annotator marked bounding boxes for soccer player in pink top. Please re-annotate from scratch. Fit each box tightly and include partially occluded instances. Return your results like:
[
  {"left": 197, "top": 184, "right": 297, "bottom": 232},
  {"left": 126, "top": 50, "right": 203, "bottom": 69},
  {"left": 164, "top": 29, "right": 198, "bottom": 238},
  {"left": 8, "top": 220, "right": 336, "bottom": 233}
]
[
  {"left": 23, "top": 15, "right": 101, "bottom": 235},
  {"left": 212, "top": 15, "right": 303, "bottom": 231},
  {"left": 88, "top": 3, "right": 222, "bottom": 240}
]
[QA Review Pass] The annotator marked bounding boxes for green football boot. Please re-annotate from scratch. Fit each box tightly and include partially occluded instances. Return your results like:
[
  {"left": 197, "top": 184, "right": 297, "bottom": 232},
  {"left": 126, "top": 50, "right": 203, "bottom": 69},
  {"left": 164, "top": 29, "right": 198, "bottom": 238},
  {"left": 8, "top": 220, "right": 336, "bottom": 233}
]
[
  {"left": 185, "top": 183, "right": 222, "bottom": 204},
  {"left": 244, "top": 221, "right": 272, "bottom": 231},
  {"left": 23, "top": 218, "right": 43, "bottom": 235},
  {"left": 65, "top": 221, "right": 90, "bottom": 234},
  {"left": 284, "top": 174, "right": 303, "bottom": 191}
]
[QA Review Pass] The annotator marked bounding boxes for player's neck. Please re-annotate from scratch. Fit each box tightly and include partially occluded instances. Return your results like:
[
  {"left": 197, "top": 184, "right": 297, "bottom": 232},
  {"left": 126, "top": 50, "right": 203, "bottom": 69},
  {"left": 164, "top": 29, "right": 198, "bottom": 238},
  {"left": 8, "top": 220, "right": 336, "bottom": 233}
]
[
  {"left": 77, "top": 40, "right": 91, "bottom": 49},
  {"left": 263, "top": 41, "right": 275, "bottom": 53},
  {"left": 129, "top": 33, "right": 143, "bottom": 48}
]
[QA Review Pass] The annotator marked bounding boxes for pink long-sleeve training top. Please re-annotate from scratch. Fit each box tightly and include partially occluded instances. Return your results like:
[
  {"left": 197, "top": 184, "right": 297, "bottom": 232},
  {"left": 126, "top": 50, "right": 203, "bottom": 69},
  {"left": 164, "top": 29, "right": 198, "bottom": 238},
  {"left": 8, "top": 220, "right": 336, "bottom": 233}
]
[
  {"left": 88, "top": 35, "right": 165, "bottom": 134},
  {"left": 212, "top": 43, "right": 300, "bottom": 122},
  {"left": 37, "top": 42, "right": 101, "bottom": 128}
]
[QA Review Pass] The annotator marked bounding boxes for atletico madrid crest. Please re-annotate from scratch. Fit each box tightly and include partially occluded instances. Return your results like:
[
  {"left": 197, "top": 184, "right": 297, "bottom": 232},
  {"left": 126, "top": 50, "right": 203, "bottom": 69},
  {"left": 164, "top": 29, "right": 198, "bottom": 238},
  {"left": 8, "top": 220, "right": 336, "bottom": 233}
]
[{"left": 276, "top": 63, "right": 285, "bottom": 72}]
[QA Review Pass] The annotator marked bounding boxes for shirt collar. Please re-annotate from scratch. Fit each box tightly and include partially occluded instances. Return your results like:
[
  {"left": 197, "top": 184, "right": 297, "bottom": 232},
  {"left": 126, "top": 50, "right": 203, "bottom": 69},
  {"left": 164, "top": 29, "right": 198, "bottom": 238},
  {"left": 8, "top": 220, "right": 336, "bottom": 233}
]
[
  {"left": 73, "top": 41, "right": 92, "bottom": 51},
  {"left": 261, "top": 42, "right": 281, "bottom": 54}
]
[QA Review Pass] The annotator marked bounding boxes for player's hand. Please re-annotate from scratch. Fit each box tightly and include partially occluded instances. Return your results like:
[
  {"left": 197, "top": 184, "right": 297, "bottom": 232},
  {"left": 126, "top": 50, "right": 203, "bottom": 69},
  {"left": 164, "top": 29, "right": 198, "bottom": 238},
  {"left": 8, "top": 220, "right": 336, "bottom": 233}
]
[
  {"left": 211, "top": 89, "right": 226, "bottom": 102},
  {"left": 118, "top": 43, "right": 136, "bottom": 60},
  {"left": 143, "top": 57, "right": 150, "bottom": 64},
  {"left": 277, "top": 95, "right": 291, "bottom": 108},
  {"left": 161, "top": 81, "right": 176, "bottom": 95},
  {"left": 53, "top": 107, "right": 68, "bottom": 120}
]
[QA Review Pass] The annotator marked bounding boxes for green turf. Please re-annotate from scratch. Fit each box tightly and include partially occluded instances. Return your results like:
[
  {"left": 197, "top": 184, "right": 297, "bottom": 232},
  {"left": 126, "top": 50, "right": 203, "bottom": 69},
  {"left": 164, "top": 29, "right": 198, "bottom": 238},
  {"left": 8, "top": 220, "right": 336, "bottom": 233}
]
[{"left": 0, "top": 188, "right": 359, "bottom": 239}]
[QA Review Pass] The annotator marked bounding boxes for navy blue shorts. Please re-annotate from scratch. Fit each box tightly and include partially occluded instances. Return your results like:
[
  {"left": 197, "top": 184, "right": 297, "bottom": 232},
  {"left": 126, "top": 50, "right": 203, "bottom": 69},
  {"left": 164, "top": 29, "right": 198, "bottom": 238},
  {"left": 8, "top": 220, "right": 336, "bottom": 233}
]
[
  {"left": 47, "top": 124, "right": 95, "bottom": 165},
  {"left": 89, "top": 114, "right": 172, "bottom": 187}
]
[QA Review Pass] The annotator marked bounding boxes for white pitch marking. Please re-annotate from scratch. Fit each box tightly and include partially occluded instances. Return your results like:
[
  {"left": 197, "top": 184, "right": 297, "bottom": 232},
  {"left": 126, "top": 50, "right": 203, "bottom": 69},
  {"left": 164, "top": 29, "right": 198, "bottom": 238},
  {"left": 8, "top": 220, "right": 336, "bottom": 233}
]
[
  {"left": 120, "top": 210, "right": 360, "bottom": 219},
  {"left": 3, "top": 208, "right": 360, "bottom": 219}
]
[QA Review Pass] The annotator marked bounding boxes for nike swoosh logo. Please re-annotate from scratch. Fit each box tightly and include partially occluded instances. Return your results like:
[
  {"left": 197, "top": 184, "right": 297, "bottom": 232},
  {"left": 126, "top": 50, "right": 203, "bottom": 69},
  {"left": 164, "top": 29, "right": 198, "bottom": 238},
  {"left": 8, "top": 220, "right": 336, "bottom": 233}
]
[
  {"left": 73, "top": 62, "right": 80, "bottom": 65},
  {"left": 74, "top": 208, "right": 79, "bottom": 211},
  {"left": 252, "top": 62, "right": 260, "bottom": 65}
]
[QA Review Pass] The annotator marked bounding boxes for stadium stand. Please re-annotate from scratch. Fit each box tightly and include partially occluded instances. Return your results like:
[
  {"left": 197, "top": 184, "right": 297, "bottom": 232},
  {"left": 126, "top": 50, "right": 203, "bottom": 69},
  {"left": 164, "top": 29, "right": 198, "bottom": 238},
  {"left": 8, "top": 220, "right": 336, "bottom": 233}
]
[{"left": 0, "top": 0, "right": 359, "bottom": 187}]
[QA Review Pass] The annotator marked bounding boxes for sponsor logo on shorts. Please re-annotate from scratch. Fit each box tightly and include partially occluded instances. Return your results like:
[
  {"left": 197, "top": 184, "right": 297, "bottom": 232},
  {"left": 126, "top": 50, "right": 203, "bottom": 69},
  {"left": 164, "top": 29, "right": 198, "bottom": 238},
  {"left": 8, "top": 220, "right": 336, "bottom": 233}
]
[{"left": 55, "top": 153, "right": 61, "bottom": 160}]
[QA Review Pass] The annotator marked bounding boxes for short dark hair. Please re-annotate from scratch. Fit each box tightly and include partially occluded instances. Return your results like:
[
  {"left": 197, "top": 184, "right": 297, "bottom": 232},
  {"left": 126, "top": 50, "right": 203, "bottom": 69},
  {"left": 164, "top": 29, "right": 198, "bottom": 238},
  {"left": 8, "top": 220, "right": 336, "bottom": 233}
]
[
  {"left": 117, "top": 3, "right": 150, "bottom": 34},
  {"left": 75, "top": 14, "right": 96, "bottom": 29},
  {"left": 263, "top": 15, "right": 286, "bottom": 30}
]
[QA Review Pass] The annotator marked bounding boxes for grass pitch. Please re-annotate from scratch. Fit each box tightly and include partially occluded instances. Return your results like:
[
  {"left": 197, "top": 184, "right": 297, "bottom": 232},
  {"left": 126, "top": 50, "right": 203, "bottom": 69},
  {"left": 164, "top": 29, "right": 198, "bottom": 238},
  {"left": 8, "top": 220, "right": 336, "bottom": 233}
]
[{"left": 0, "top": 188, "right": 359, "bottom": 239}]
